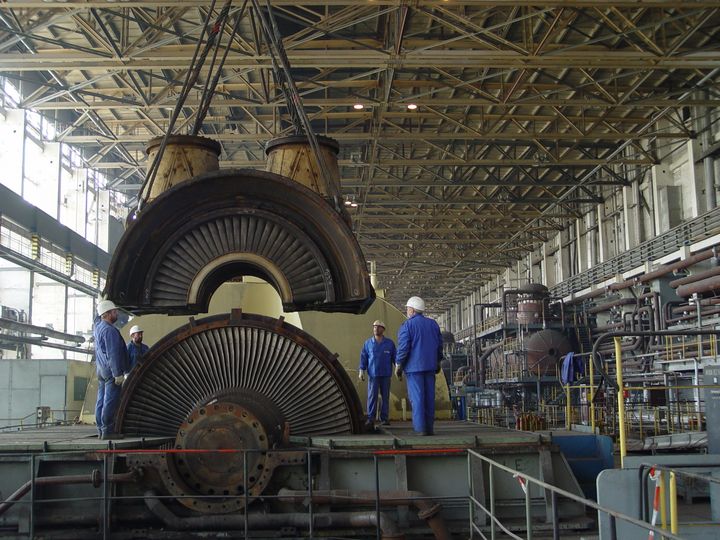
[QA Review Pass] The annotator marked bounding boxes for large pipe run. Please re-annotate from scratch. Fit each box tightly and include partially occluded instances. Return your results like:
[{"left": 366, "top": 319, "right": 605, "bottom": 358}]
[
  {"left": 669, "top": 266, "right": 720, "bottom": 288},
  {"left": 639, "top": 249, "right": 716, "bottom": 283},
  {"left": 278, "top": 488, "right": 451, "bottom": 540},
  {"left": 676, "top": 275, "right": 720, "bottom": 297},
  {"left": 0, "top": 470, "right": 137, "bottom": 517},
  {"left": 145, "top": 491, "right": 404, "bottom": 539}
]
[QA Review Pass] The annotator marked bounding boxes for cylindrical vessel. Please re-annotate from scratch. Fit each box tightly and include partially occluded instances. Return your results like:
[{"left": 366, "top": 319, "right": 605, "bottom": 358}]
[
  {"left": 145, "top": 135, "right": 221, "bottom": 201},
  {"left": 265, "top": 135, "right": 341, "bottom": 198},
  {"left": 526, "top": 329, "right": 571, "bottom": 377}
]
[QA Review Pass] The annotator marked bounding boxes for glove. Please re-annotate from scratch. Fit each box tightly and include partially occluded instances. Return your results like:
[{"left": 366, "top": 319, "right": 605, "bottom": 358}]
[
  {"left": 358, "top": 369, "right": 366, "bottom": 382},
  {"left": 114, "top": 374, "right": 125, "bottom": 386},
  {"left": 394, "top": 364, "right": 403, "bottom": 380}
]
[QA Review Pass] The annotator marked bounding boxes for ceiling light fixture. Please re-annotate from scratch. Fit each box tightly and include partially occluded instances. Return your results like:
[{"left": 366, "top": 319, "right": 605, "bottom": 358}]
[
  {"left": 406, "top": 103, "right": 418, "bottom": 110},
  {"left": 353, "top": 103, "right": 364, "bottom": 110}
]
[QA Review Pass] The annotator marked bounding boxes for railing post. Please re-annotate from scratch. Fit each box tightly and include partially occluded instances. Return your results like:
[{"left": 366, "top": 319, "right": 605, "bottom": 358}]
[
  {"left": 307, "top": 449, "right": 314, "bottom": 538},
  {"left": 374, "top": 454, "right": 381, "bottom": 540},
  {"left": 29, "top": 454, "right": 35, "bottom": 539},
  {"left": 551, "top": 490, "right": 559, "bottom": 540},
  {"left": 489, "top": 463, "right": 496, "bottom": 540},
  {"left": 659, "top": 471, "right": 667, "bottom": 530},
  {"left": 525, "top": 478, "right": 533, "bottom": 540},
  {"left": 590, "top": 353, "right": 596, "bottom": 432},
  {"left": 102, "top": 452, "right": 108, "bottom": 540},
  {"left": 467, "top": 451, "right": 475, "bottom": 539},
  {"left": 565, "top": 384, "right": 571, "bottom": 430},
  {"left": 615, "top": 336, "right": 627, "bottom": 467},
  {"left": 669, "top": 472, "right": 678, "bottom": 534},
  {"left": 243, "top": 450, "right": 249, "bottom": 538}
]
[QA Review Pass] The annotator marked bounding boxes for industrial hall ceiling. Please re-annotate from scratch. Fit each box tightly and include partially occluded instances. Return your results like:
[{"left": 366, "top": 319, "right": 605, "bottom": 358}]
[{"left": 0, "top": 1, "right": 718, "bottom": 311}]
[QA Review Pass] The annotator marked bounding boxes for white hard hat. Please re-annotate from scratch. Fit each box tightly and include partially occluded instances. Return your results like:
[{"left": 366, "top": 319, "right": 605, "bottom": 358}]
[
  {"left": 406, "top": 296, "right": 425, "bottom": 312},
  {"left": 372, "top": 320, "right": 385, "bottom": 328},
  {"left": 96, "top": 299, "right": 118, "bottom": 316},
  {"left": 129, "top": 325, "right": 143, "bottom": 335}
]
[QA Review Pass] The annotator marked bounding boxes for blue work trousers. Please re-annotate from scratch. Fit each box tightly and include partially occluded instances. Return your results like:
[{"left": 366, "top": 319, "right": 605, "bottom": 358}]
[
  {"left": 95, "top": 378, "right": 121, "bottom": 436},
  {"left": 367, "top": 376, "right": 391, "bottom": 422},
  {"left": 405, "top": 371, "right": 436, "bottom": 434}
]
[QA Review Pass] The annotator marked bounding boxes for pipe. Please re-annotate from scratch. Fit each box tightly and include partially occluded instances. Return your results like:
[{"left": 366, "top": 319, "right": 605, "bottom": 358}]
[
  {"left": 0, "top": 470, "right": 137, "bottom": 517},
  {"left": 278, "top": 488, "right": 451, "bottom": 540},
  {"left": 566, "top": 287, "right": 607, "bottom": 304},
  {"left": 608, "top": 278, "right": 637, "bottom": 291},
  {"left": 676, "top": 275, "right": 720, "bottom": 297},
  {"left": 639, "top": 249, "right": 716, "bottom": 283},
  {"left": 502, "top": 289, "right": 519, "bottom": 340},
  {"left": 669, "top": 266, "right": 720, "bottom": 288},
  {"left": 615, "top": 337, "right": 627, "bottom": 468},
  {"left": 587, "top": 297, "right": 636, "bottom": 314},
  {"left": 144, "top": 491, "right": 404, "bottom": 538},
  {"left": 476, "top": 344, "right": 503, "bottom": 389}
]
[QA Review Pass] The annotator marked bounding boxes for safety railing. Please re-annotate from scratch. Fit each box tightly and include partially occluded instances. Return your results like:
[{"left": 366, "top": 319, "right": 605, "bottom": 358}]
[
  {"left": 0, "top": 446, "right": 466, "bottom": 540},
  {"left": 591, "top": 331, "right": 720, "bottom": 466},
  {"left": 638, "top": 462, "right": 720, "bottom": 536},
  {"left": 467, "top": 449, "right": 684, "bottom": 540}
]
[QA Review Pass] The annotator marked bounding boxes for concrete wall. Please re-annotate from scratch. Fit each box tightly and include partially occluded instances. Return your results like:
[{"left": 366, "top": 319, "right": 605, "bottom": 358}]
[{"left": 0, "top": 359, "right": 93, "bottom": 427}]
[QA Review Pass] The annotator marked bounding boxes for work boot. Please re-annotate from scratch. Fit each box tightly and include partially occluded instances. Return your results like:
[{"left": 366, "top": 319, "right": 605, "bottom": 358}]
[
  {"left": 381, "top": 420, "right": 391, "bottom": 426},
  {"left": 101, "top": 433, "right": 124, "bottom": 440}
]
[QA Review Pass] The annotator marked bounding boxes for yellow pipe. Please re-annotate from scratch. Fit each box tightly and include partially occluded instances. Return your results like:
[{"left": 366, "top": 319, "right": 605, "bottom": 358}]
[
  {"left": 659, "top": 471, "right": 667, "bottom": 530},
  {"left": 669, "top": 471, "right": 678, "bottom": 534},
  {"left": 565, "top": 384, "right": 571, "bottom": 430},
  {"left": 615, "top": 336, "right": 627, "bottom": 467}
]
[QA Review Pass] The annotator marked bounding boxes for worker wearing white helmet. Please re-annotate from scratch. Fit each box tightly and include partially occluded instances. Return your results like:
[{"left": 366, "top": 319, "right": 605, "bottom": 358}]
[
  {"left": 127, "top": 324, "right": 149, "bottom": 371},
  {"left": 395, "top": 296, "right": 443, "bottom": 436},
  {"left": 358, "top": 320, "right": 397, "bottom": 429},
  {"left": 93, "top": 299, "right": 130, "bottom": 440}
]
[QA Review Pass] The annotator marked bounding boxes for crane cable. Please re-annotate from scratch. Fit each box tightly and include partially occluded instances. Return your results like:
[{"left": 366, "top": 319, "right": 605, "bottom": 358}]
[{"left": 251, "top": 0, "right": 343, "bottom": 213}]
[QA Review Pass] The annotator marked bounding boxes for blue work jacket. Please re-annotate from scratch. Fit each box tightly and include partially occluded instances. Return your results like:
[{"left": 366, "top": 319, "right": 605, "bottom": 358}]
[
  {"left": 396, "top": 313, "right": 443, "bottom": 373},
  {"left": 127, "top": 341, "right": 149, "bottom": 371},
  {"left": 359, "top": 336, "right": 397, "bottom": 378},
  {"left": 94, "top": 319, "right": 129, "bottom": 379}
]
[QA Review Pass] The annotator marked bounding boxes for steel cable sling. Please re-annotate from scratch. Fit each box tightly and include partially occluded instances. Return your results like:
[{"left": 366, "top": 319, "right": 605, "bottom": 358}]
[
  {"left": 250, "top": 0, "right": 343, "bottom": 213},
  {"left": 135, "top": 0, "right": 243, "bottom": 213}
]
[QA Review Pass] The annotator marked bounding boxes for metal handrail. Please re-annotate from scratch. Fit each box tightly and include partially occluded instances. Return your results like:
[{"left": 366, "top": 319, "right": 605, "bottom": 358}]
[{"left": 467, "top": 449, "right": 684, "bottom": 540}]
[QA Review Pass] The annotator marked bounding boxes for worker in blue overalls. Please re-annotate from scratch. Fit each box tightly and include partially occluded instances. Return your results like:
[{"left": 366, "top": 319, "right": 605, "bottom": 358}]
[
  {"left": 358, "top": 320, "right": 397, "bottom": 429},
  {"left": 395, "top": 296, "right": 443, "bottom": 436},
  {"left": 127, "top": 324, "right": 149, "bottom": 371},
  {"left": 94, "top": 300, "right": 129, "bottom": 440}
]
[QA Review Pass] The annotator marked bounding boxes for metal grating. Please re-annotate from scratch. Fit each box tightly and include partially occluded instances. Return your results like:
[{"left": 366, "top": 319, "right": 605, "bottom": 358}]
[{"left": 116, "top": 312, "right": 363, "bottom": 437}]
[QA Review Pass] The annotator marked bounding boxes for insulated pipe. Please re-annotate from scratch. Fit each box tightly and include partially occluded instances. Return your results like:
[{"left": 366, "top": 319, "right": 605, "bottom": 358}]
[
  {"left": 277, "top": 488, "right": 451, "bottom": 540},
  {"left": 669, "top": 266, "right": 720, "bottom": 288},
  {"left": 565, "top": 287, "right": 607, "bottom": 304},
  {"left": 144, "top": 491, "right": 404, "bottom": 539},
  {"left": 0, "top": 470, "right": 137, "bottom": 517},
  {"left": 676, "top": 275, "right": 720, "bottom": 297},
  {"left": 639, "top": 249, "right": 716, "bottom": 283},
  {"left": 587, "top": 297, "right": 636, "bottom": 314}
]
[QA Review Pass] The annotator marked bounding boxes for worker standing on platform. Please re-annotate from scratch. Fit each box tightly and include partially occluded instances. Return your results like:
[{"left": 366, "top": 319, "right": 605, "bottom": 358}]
[
  {"left": 395, "top": 296, "right": 443, "bottom": 436},
  {"left": 127, "top": 324, "right": 149, "bottom": 371},
  {"left": 359, "top": 320, "right": 396, "bottom": 429},
  {"left": 94, "top": 300, "right": 129, "bottom": 440}
]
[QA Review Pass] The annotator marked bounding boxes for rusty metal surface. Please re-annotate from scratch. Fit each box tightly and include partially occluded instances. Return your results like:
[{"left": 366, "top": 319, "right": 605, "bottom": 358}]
[
  {"left": 116, "top": 310, "right": 364, "bottom": 438},
  {"left": 105, "top": 169, "right": 374, "bottom": 314}
]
